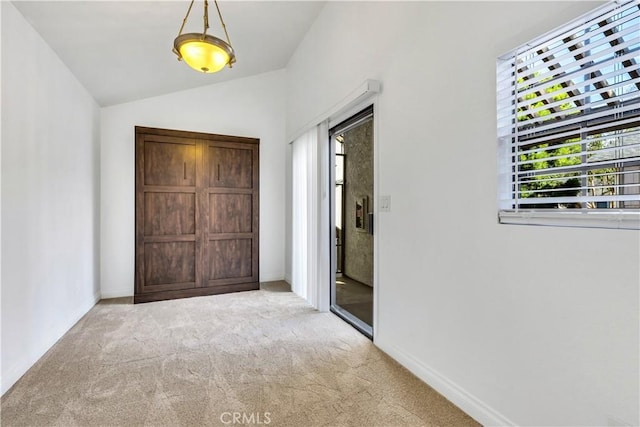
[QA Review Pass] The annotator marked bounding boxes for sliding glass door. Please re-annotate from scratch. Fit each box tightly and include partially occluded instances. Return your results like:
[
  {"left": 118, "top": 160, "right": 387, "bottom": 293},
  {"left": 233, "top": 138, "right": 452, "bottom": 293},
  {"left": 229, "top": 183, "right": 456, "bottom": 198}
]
[{"left": 330, "top": 106, "right": 374, "bottom": 339}]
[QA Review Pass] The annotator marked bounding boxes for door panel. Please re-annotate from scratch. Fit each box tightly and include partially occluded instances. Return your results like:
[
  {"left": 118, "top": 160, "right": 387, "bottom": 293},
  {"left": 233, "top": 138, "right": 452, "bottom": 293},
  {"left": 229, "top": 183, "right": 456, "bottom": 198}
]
[
  {"left": 144, "top": 141, "right": 196, "bottom": 187},
  {"left": 144, "top": 193, "right": 196, "bottom": 236},
  {"left": 144, "top": 242, "right": 196, "bottom": 286},
  {"left": 330, "top": 106, "right": 374, "bottom": 339},
  {"left": 204, "top": 141, "right": 259, "bottom": 288},
  {"left": 135, "top": 127, "right": 259, "bottom": 303},
  {"left": 209, "top": 239, "right": 252, "bottom": 280},
  {"left": 209, "top": 194, "right": 252, "bottom": 233},
  {"left": 208, "top": 147, "right": 253, "bottom": 188}
]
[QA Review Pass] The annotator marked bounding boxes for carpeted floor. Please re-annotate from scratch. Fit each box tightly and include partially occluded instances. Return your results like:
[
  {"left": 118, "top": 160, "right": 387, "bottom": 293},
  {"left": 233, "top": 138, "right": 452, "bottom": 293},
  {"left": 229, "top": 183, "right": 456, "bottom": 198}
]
[{"left": 1, "top": 281, "right": 479, "bottom": 427}]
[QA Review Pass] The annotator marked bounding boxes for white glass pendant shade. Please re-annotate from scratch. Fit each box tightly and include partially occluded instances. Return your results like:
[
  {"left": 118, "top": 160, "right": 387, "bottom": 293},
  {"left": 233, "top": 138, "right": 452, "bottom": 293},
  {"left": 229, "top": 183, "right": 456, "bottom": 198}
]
[{"left": 174, "top": 33, "right": 235, "bottom": 73}]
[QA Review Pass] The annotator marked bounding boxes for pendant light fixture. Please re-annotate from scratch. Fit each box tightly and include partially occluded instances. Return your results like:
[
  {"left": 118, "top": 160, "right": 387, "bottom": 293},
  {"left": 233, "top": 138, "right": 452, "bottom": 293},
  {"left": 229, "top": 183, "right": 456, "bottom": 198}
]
[{"left": 172, "top": 0, "right": 236, "bottom": 73}]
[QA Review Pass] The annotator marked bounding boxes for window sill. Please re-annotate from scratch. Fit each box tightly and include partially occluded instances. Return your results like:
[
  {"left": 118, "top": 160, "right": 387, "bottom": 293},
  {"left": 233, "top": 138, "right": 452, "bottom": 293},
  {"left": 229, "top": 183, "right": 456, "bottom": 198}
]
[{"left": 499, "top": 210, "right": 640, "bottom": 230}]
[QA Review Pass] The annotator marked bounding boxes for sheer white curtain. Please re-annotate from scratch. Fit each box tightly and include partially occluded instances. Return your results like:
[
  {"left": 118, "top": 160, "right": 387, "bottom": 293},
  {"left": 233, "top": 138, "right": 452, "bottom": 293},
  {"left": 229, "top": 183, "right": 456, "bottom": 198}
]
[{"left": 290, "top": 125, "right": 330, "bottom": 311}]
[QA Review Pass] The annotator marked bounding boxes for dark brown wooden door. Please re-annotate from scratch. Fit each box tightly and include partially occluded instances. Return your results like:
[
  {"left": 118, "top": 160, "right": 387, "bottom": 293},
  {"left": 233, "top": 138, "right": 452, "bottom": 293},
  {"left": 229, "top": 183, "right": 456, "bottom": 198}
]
[
  {"left": 205, "top": 142, "right": 259, "bottom": 288},
  {"left": 135, "top": 127, "right": 259, "bottom": 303}
]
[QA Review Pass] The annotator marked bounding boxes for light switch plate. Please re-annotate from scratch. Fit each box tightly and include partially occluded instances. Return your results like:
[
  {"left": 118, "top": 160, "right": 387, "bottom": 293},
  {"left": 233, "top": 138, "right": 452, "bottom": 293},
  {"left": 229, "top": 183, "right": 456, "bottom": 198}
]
[{"left": 380, "top": 195, "right": 391, "bottom": 212}]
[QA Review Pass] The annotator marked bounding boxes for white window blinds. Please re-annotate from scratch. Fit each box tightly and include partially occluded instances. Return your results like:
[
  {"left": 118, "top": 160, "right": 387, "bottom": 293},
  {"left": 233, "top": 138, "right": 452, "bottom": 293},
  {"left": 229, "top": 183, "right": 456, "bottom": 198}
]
[
  {"left": 291, "top": 124, "right": 330, "bottom": 311},
  {"left": 497, "top": 0, "right": 640, "bottom": 216},
  {"left": 291, "top": 128, "right": 316, "bottom": 302}
]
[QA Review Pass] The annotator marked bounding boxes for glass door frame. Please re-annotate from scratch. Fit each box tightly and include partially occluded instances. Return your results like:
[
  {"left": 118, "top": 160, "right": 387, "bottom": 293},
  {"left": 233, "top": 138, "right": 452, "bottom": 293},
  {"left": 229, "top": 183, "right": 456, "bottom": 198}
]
[{"left": 329, "top": 105, "right": 374, "bottom": 340}]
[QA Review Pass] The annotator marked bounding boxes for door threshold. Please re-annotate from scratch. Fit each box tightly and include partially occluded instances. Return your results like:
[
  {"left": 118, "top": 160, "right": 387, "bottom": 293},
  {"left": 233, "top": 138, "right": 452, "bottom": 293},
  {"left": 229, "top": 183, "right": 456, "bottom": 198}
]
[{"left": 330, "top": 304, "right": 373, "bottom": 340}]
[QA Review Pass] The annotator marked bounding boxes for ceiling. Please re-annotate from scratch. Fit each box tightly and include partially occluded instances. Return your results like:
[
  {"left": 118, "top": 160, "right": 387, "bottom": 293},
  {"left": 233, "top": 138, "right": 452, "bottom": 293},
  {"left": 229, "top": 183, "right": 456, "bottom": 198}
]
[{"left": 13, "top": 1, "right": 326, "bottom": 106}]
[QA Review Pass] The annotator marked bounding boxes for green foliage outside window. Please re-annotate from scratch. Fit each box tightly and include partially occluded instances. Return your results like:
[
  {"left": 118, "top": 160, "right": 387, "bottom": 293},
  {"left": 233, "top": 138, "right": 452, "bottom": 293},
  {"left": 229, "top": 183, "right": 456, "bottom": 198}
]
[{"left": 515, "top": 78, "right": 618, "bottom": 206}]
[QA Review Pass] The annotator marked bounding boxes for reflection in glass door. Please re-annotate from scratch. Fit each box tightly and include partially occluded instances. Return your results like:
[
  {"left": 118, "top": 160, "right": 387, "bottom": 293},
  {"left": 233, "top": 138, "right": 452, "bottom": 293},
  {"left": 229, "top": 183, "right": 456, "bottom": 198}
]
[{"left": 330, "top": 106, "right": 374, "bottom": 339}]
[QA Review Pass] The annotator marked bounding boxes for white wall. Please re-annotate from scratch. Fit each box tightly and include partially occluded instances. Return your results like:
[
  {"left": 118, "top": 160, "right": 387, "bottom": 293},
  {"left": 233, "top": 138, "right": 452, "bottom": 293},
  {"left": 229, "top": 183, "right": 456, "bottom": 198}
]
[
  {"left": 100, "top": 70, "right": 286, "bottom": 298},
  {"left": 1, "top": 2, "right": 101, "bottom": 395},
  {"left": 286, "top": 2, "right": 639, "bottom": 426}
]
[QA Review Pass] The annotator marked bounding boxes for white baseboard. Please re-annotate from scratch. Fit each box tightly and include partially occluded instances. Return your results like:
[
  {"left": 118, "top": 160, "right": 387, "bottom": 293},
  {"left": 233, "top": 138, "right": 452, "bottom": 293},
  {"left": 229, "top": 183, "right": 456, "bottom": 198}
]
[
  {"left": 101, "top": 275, "right": 289, "bottom": 299},
  {"left": 100, "top": 286, "right": 133, "bottom": 299},
  {"left": 375, "top": 337, "right": 515, "bottom": 427},
  {"left": 259, "top": 273, "right": 285, "bottom": 283},
  {"left": 101, "top": 276, "right": 287, "bottom": 299},
  {"left": 1, "top": 292, "right": 100, "bottom": 396}
]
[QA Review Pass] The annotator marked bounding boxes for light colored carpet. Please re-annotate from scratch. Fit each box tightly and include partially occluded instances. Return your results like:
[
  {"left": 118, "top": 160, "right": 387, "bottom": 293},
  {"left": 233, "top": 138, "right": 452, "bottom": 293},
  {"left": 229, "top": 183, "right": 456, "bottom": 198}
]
[{"left": 1, "top": 281, "right": 479, "bottom": 427}]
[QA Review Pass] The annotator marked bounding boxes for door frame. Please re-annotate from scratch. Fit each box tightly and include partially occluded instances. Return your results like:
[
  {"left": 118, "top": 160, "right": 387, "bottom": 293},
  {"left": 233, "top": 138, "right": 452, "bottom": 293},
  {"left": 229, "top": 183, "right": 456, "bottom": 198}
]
[
  {"left": 286, "top": 81, "right": 380, "bottom": 338},
  {"left": 327, "top": 100, "right": 379, "bottom": 340}
]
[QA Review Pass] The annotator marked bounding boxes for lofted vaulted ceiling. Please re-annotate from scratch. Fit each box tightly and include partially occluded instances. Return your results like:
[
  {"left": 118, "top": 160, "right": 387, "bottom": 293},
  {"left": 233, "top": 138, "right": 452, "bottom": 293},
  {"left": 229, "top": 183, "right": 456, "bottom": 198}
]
[{"left": 12, "top": 1, "right": 326, "bottom": 106}]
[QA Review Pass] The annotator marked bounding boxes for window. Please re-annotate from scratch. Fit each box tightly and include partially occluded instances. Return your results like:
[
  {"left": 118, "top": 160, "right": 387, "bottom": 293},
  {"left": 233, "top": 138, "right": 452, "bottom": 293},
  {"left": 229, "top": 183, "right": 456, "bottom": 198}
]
[{"left": 497, "top": 0, "right": 640, "bottom": 229}]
